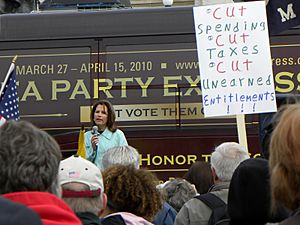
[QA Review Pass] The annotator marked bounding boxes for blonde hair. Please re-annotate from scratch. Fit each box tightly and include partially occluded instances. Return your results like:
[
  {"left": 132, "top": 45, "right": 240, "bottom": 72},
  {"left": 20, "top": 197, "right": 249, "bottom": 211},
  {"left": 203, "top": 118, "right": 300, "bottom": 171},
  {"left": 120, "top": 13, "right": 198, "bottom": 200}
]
[{"left": 270, "top": 103, "right": 300, "bottom": 211}]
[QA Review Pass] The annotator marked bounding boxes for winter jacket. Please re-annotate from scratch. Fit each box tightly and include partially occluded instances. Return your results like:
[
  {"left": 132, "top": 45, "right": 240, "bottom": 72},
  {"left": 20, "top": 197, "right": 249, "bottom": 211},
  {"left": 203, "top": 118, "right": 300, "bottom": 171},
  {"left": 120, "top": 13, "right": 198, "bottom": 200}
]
[
  {"left": 0, "top": 197, "right": 43, "bottom": 225},
  {"left": 153, "top": 202, "right": 177, "bottom": 225},
  {"left": 3, "top": 191, "right": 82, "bottom": 225},
  {"left": 174, "top": 182, "right": 229, "bottom": 225},
  {"left": 76, "top": 212, "right": 101, "bottom": 225}
]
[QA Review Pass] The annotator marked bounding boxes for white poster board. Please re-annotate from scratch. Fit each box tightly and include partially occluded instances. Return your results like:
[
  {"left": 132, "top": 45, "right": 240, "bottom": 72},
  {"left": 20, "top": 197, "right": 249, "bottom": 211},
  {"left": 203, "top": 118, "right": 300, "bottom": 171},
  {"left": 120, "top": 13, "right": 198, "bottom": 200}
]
[{"left": 193, "top": 1, "right": 277, "bottom": 117}]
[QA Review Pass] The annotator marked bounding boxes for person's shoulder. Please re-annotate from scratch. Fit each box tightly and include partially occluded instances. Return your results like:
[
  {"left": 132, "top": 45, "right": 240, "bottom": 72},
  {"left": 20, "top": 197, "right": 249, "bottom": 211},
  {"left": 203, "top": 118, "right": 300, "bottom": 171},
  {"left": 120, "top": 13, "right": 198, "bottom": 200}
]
[
  {"left": 76, "top": 212, "right": 100, "bottom": 225},
  {"left": 210, "top": 187, "right": 229, "bottom": 204},
  {"left": 114, "top": 129, "right": 125, "bottom": 135},
  {"left": 101, "top": 214, "right": 126, "bottom": 225},
  {"left": 154, "top": 202, "right": 177, "bottom": 224},
  {"left": 182, "top": 196, "right": 210, "bottom": 212},
  {"left": 85, "top": 130, "right": 92, "bottom": 135},
  {"left": 0, "top": 197, "right": 43, "bottom": 225},
  {"left": 280, "top": 214, "right": 300, "bottom": 225},
  {"left": 105, "top": 128, "right": 127, "bottom": 143},
  {"left": 176, "top": 197, "right": 210, "bottom": 225},
  {"left": 117, "top": 128, "right": 125, "bottom": 133}
]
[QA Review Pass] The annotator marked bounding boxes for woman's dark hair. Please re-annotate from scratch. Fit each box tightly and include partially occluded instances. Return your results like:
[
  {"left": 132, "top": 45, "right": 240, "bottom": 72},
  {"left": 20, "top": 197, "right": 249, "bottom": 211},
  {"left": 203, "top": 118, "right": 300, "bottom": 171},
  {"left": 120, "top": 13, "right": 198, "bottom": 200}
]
[
  {"left": 90, "top": 100, "right": 117, "bottom": 132},
  {"left": 183, "top": 161, "right": 214, "bottom": 194}
]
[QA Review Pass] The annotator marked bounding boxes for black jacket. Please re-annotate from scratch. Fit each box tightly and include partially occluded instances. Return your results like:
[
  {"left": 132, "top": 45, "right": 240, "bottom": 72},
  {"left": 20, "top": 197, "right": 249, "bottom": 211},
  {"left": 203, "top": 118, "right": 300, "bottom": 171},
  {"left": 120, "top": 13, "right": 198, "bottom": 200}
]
[
  {"left": 101, "top": 215, "right": 126, "bottom": 225},
  {"left": 76, "top": 212, "right": 101, "bottom": 225},
  {"left": 228, "top": 158, "right": 288, "bottom": 225},
  {"left": 0, "top": 197, "right": 43, "bottom": 225}
]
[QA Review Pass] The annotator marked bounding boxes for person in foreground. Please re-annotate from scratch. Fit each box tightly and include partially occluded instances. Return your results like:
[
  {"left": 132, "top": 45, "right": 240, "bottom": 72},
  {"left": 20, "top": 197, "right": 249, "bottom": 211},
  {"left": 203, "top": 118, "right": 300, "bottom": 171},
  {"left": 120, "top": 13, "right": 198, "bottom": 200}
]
[
  {"left": 85, "top": 100, "right": 128, "bottom": 169},
  {"left": 60, "top": 155, "right": 107, "bottom": 225},
  {"left": 0, "top": 197, "right": 43, "bottom": 225},
  {"left": 101, "top": 164, "right": 163, "bottom": 225},
  {"left": 102, "top": 146, "right": 175, "bottom": 225},
  {"left": 269, "top": 103, "right": 300, "bottom": 225},
  {"left": 0, "top": 120, "right": 82, "bottom": 225},
  {"left": 175, "top": 142, "right": 249, "bottom": 225},
  {"left": 228, "top": 158, "right": 287, "bottom": 225}
]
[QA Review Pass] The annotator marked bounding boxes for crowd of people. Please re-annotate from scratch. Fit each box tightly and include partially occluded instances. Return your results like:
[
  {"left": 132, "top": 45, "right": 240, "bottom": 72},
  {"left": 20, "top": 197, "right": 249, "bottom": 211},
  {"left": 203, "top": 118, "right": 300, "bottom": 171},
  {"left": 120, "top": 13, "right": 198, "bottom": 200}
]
[{"left": 0, "top": 100, "right": 300, "bottom": 225}]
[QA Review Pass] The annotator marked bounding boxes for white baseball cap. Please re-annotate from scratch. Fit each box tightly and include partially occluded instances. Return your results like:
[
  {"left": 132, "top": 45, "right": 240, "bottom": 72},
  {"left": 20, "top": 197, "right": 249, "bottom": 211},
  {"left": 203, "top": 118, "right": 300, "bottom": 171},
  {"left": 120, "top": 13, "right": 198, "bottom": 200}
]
[{"left": 59, "top": 155, "right": 104, "bottom": 197}]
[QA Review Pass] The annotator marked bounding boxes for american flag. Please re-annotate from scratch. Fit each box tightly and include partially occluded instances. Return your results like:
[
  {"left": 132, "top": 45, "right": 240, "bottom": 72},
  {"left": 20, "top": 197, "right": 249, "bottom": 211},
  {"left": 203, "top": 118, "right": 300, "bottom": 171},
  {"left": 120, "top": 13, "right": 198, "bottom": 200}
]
[
  {"left": 68, "top": 171, "right": 81, "bottom": 178},
  {"left": 0, "top": 60, "right": 19, "bottom": 122}
]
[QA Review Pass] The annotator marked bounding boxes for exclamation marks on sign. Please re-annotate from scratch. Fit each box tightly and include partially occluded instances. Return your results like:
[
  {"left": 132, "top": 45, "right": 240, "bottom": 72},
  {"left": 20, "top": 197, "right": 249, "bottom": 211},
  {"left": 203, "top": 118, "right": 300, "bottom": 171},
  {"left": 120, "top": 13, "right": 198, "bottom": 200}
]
[
  {"left": 228, "top": 103, "right": 257, "bottom": 114},
  {"left": 253, "top": 103, "right": 256, "bottom": 112}
]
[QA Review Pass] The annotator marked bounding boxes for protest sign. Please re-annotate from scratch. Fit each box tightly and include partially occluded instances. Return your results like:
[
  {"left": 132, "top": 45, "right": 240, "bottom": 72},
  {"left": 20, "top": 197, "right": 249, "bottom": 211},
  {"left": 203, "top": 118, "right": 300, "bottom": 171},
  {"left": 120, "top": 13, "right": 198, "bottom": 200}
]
[{"left": 193, "top": 1, "right": 277, "bottom": 117}]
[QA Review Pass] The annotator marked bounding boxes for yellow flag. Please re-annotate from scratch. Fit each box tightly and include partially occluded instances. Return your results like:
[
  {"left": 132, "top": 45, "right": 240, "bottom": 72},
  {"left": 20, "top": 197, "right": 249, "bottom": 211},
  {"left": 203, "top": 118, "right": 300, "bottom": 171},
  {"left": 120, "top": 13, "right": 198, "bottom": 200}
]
[{"left": 76, "top": 125, "right": 86, "bottom": 159}]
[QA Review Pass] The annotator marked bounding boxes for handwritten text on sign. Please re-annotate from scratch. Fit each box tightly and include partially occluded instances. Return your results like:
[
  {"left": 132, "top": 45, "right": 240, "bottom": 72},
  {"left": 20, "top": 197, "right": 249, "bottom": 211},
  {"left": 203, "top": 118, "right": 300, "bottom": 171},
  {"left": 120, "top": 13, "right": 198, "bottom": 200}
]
[{"left": 193, "top": 2, "right": 277, "bottom": 117}]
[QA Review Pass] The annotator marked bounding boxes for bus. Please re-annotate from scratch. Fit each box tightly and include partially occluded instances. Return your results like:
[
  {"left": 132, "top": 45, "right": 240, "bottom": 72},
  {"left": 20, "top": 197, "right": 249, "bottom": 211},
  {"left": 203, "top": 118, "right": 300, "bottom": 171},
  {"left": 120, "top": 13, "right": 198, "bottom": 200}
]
[{"left": 0, "top": 6, "right": 299, "bottom": 180}]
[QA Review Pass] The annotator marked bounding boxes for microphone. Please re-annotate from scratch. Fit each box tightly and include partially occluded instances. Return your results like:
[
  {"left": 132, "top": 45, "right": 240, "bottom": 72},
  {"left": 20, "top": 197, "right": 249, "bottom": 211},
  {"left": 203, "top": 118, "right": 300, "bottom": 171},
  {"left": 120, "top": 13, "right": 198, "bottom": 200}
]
[
  {"left": 91, "top": 126, "right": 98, "bottom": 135},
  {"left": 91, "top": 126, "right": 99, "bottom": 152}
]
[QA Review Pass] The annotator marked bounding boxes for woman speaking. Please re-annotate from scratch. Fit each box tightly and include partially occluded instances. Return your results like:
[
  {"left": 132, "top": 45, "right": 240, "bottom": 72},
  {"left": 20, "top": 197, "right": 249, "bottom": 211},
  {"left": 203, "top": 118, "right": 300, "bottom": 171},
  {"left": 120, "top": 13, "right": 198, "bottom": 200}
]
[{"left": 85, "top": 100, "right": 128, "bottom": 169}]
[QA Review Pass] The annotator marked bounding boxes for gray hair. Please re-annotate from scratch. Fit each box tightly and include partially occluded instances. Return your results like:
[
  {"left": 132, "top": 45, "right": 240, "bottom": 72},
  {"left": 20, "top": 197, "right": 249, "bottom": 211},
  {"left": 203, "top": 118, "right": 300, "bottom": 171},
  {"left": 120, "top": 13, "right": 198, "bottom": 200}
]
[
  {"left": 61, "top": 183, "right": 103, "bottom": 215},
  {"left": 102, "top": 145, "right": 140, "bottom": 170},
  {"left": 0, "top": 120, "right": 62, "bottom": 195},
  {"left": 211, "top": 142, "right": 249, "bottom": 182},
  {"left": 163, "top": 178, "right": 197, "bottom": 212}
]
